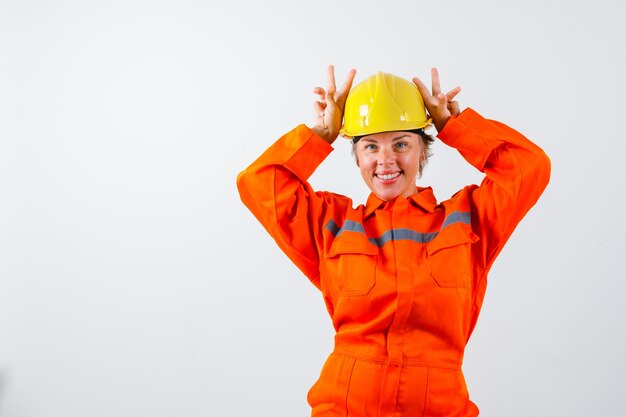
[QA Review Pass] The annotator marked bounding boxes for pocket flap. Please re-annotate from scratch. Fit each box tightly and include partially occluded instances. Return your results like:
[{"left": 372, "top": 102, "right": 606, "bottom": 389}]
[
  {"left": 327, "top": 232, "right": 378, "bottom": 257},
  {"left": 427, "top": 226, "right": 479, "bottom": 255}
]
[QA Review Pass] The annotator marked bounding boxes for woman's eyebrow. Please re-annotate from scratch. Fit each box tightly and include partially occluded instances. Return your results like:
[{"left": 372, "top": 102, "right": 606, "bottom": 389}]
[{"left": 361, "top": 135, "right": 410, "bottom": 143}]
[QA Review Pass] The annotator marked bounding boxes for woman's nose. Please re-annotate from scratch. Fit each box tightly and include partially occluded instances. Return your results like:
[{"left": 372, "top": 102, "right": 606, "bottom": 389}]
[{"left": 377, "top": 147, "right": 395, "bottom": 165}]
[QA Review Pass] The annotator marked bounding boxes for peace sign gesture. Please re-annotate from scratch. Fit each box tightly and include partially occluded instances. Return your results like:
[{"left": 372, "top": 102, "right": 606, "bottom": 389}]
[
  {"left": 311, "top": 65, "right": 357, "bottom": 144},
  {"left": 412, "top": 68, "right": 462, "bottom": 132}
]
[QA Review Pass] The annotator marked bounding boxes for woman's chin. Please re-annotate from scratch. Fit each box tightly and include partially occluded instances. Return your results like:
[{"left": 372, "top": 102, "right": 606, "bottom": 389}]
[
  {"left": 373, "top": 189, "right": 400, "bottom": 202},
  {"left": 371, "top": 183, "right": 417, "bottom": 201}
]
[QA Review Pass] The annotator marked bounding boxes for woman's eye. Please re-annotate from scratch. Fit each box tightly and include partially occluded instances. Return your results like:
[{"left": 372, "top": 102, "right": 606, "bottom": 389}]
[
  {"left": 365, "top": 144, "right": 377, "bottom": 151},
  {"left": 394, "top": 142, "right": 408, "bottom": 149}
]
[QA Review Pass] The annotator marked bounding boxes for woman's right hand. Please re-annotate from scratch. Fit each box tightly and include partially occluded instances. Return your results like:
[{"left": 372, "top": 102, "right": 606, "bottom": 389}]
[{"left": 311, "top": 65, "right": 357, "bottom": 144}]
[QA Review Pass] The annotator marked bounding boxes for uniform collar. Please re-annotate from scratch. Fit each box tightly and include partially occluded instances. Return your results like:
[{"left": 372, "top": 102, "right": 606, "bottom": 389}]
[{"left": 364, "top": 186, "right": 437, "bottom": 218}]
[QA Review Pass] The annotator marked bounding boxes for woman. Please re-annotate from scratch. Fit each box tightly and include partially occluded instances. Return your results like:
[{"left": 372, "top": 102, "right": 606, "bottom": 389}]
[{"left": 237, "top": 66, "right": 550, "bottom": 417}]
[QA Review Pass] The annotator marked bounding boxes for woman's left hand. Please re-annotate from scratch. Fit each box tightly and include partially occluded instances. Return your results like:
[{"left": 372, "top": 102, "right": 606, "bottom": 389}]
[{"left": 412, "top": 68, "right": 461, "bottom": 132}]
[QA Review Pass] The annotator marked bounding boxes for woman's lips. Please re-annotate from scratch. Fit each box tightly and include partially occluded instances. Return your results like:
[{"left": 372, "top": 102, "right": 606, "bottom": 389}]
[{"left": 375, "top": 171, "right": 401, "bottom": 182}]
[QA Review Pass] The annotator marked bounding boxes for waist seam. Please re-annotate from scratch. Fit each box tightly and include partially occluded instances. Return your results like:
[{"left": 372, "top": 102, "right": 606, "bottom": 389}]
[{"left": 332, "top": 348, "right": 463, "bottom": 370}]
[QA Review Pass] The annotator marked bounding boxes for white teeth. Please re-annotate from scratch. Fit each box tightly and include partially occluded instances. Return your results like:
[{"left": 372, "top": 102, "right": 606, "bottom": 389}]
[{"left": 377, "top": 172, "right": 400, "bottom": 180}]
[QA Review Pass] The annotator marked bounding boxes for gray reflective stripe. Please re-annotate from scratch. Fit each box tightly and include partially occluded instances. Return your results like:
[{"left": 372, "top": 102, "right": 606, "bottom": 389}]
[
  {"left": 338, "top": 220, "right": 366, "bottom": 235},
  {"left": 442, "top": 211, "right": 471, "bottom": 228},
  {"left": 325, "top": 219, "right": 340, "bottom": 236},
  {"left": 369, "top": 228, "right": 439, "bottom": 246},
  {"left": 325, "top": 210, "right": 470, "bottom": 248},
  {"left": 325, "top": 219, "right": 365, "bottom": 238}
]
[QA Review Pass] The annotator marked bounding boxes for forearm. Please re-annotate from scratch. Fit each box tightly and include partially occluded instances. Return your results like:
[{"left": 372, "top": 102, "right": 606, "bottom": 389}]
[
  {"left": 438, "top": 108, "right": 551, "bottom": 198},
  {"left": 438, "top": 108, "right": 551, "bottom": 269},
  {"left": 236, "top": 124, "right": 333, "bottom": 283}
]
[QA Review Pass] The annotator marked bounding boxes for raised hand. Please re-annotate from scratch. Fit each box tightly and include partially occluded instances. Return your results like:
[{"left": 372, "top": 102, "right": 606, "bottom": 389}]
[
  {"left": 311, "top": 65, "right": 357, "bottom": 144},
  {"left": 412, "top": 68, "right": 461, "bottom": 132}
]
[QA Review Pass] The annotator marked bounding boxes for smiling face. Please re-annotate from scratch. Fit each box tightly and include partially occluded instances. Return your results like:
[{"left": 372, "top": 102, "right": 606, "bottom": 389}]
[{"left": 354, "top": 131, "right": 425, "bottom": 201}]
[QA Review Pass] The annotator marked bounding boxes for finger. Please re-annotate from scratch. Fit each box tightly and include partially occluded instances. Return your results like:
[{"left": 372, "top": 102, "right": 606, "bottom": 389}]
[
  {"left": 437, "top": 92, "right": 448, "bottom": 108},
  {"left": 314, "top": 100, "right": 327, "bottom": 112},
  {"left": 313, "top": 101, "right": 327, "bottom": 120},
  {"left": 431, "top": 67, "right": 441, "bottom": 96},
  {"left": 449, "top": 101, "right": 460, "bottom": 116},
  {"left": 336, "top": 68, "right": 357, "bottom": 104},
  {"left": 446, "top": 86, "right": 462, "bottom": 102},
  {"left": 313, "top": 87, "right": 326, "bottom": 100},
  {"left": 326, "top": 65, "right": 337, "bottom": 97},
  {"left": 412, "top": 76, "right": 432, "bottom": 101}
]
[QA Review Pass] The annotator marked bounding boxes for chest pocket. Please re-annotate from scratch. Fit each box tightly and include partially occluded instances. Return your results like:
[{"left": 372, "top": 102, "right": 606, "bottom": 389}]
[
  {"left": 326, "top": 232, "right": 378, "bottom": 296},
  {"left": 427, "top": 227, "right": 479, "bottom": 288}
]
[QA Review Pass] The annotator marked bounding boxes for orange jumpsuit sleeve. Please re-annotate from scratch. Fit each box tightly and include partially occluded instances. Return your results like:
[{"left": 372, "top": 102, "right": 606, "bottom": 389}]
[
  {"left": 437, "top": 108, "right": 551, "bottom": 273},
  {"left": 236, "top": 124, "right": 334, "bottom": 289}
]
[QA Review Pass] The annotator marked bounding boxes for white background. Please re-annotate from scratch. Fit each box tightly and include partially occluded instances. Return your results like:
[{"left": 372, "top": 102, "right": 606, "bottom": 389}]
[{"left": 1, "top": 0, "right": 625, "bottom": 416}]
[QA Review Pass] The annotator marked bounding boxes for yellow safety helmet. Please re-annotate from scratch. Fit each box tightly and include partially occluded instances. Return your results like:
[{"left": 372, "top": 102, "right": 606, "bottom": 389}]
[{"left": 339, "top": 71, "right": 431, "bottom": 139}]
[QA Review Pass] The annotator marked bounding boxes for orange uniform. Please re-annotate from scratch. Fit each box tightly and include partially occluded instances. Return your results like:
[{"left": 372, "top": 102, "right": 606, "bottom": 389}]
[{"left": 237, "top": 108, "right": 550, "bottom": 416}]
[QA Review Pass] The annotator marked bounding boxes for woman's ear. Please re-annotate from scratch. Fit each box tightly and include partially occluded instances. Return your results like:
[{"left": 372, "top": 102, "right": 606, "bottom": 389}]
[
  {"left": 351, "top": 141, "right": 359, "bottom": 167},
  {"left": 418, "top": 154, "right": 426, "bottom": 177}
]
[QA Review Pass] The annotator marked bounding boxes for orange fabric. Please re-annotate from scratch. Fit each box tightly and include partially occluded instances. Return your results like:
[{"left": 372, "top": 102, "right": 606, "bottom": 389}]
[{"left": 237, "top": 108, "right": 550, "bottom": 416}]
